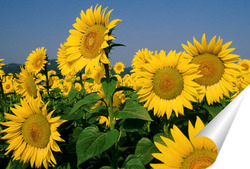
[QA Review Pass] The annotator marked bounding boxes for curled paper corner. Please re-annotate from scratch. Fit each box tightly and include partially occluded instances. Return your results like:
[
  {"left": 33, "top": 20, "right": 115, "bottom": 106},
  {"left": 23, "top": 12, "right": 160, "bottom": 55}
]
[{"left": 194, "top": 85, "right": 250, "bottom": 168}]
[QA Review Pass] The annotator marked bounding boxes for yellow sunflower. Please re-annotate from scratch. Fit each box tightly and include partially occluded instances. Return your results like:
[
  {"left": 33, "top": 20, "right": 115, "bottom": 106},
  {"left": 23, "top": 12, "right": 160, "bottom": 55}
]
[
  {"left": 114, "top": 62, "right": 125, "bottom": 74},
  {"left": 65, "top": 4, "right": 122, "bottom": 73},
  {"left": 151, "top": 116, "right": 217, "bottom": 169},
  {"left": 16, "top": 67, "right": 40, "bottom": 99},
  {"left": 25, "top": 47, "right": 47, "bottom": 74},
  {"left": 0, "top": 58, "right": 4, "bottom": 69},
  {"left": 131, "top": 48, "right": 154, "bottom": 76},
  {"left": 74, "top": 82, "right": 82, "bottom": 91},
  {"left": 3, "top": 80, "right": 13, "bottom": 94},
  {"left": 137, "top": 50, "right": 201, "bottom": 119},
  {"left": 60, "top": 81, "right": 72, "bottom": 96},
  {"left": 0, "top": 98, "right": 66, "bottom": 169},
  {"left": 238, "top": 59, "right": 250, "bottom": 74},
  {"left": 182, "top": 34, "right": 240, "bottom": 105},
  {"left": 57, "top": 43, "right": 77, "bottom": 76}
]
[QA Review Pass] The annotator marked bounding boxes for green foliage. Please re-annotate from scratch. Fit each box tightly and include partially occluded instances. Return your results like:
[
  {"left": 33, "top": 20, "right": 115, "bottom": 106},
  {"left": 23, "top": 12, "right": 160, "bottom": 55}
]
[
  {"left": 121, "top": 155, "right": 145, "bottom": 169},
  {"left": 135, "top": 138, "right": 159, "bottom": 165},
  {"left": 115, "top": 100, "right": 153, "bottom": 121},
  {"left": 76, "top": 126, "right": 119, "bottom": 166},
  {"left": 101, "top": 77, "right": 117, "bottom": 101}
]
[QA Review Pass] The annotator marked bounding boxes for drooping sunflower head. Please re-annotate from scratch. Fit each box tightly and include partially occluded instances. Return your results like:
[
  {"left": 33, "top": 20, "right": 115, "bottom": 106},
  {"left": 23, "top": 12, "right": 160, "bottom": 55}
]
[
  {"left": 238, "top": 59, "right": 250, "bottom": 74},
  {"left": 182, "top": 34, "right": 241, "bottom": 105},
  {"left": 57, "top": 43, "right": 77, "bottom": 76},
  {"left": 25, "top": 47, "right": 47, "bottom": 74},
  {"left": 137, "top": 50, "right": 201, "bottom": 118},
  {"left": 65, "top": 4, "right": 122, "bottom": 73},
  {"left": 0, "top": 98, "right": 66, "bottom": 169},
  {"left": 16, "top": 67, "right": 39, "bottom": 99},
  {"left": 151, "top": 116, "right": 217, "bottom": 169},
  {"left": 114, "top": 62, "right": 125, "bottom": 74},
  {"left": 131, "top": 48, "right": 154, "bottom": 76}
]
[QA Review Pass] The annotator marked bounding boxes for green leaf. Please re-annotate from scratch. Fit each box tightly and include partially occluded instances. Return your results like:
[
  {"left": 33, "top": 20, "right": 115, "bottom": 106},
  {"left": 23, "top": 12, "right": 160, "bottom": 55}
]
[
  {"left": 203, "top": 103, "right": 224, "bottom": 118},
  {"left": 115, "top": 100, "right": 153, "bottom": 121},
  {"left": 99, "top": 167, "right": 113, "bottom": 169},
  {"left": 6, "top": 160, "right": 29, "bottom": 169},
  {"left": 114, "top": 86, "right": 134, "bottom": 93},
  {"left": 153, "top": 133, "right": 171, "bottom": 146},
  {"left": 101, "top": 77, "right": 117, "bottom": 101},
  {"left": 86, "top": 106, "right": 108, "bottom": 120},
  {"left": 122, "top": 155, "right": 145, "bottom": 169},
  {"left": 76, "top": 126, "right": 119, "bottom": 166},
  {"left": 62, "top": 93, "right": 100, "bottom": 120},
  {"left": 85, "top": 78, "right": 94, "bottom": 83},
  {"left": 135, "top": 138, "right": 159, "bottom": 165},
  {"left": 67, "top": 87, "right": 84, "bottom": 100}
]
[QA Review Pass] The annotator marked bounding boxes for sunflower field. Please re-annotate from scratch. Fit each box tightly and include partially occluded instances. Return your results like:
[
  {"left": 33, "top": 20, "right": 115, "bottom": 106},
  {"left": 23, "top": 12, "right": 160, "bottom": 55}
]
[{"left": 0, "top": 4, "right": 250, "bottom": 169}]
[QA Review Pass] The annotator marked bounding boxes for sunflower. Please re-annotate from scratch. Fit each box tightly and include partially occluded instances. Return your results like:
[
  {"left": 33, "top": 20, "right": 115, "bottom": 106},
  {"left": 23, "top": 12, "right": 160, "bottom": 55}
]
[
  {"left": 74, "top": 82, "right": 82, "bottom": 91},
  {"left": 3, "top": 80, "right": 13, "bottom": 94},
  {"left": 25, "top": 47, "right": 47, "bottom": 74},
  {"left": 57, "top": 43, "right": 77, "bottom": 76},
  {"left": 182, "top": 34, "right": 240, "bottom": 105},
  {"left": 114, "top": 62, "right": 125, "bottom": 74},
  {"left": 151, "top": 116, "right": 217, "bottom": 169},
  {"left": 137, "top": 50, "right": 201, "bottom": 118},
  {"left": 238, "top": 59, "right": 250, "bottom": 74},
  {"left": 0, "top": 58, "right": 4, "bottom": 69},
  {"left": 0, "top": 98, "right": 66, "bottom": 169},
  {"left": 60, "top": 81, "right": 72, "bottom": 96},
  {"left": 16, "top": 67, "right": 40, "bottom": 99},
  {"left": 65, "top": 4, "right": 122, "bottom": 73},
  {"left": 131, "top": 48, "right": 154, "bottom": 76}
]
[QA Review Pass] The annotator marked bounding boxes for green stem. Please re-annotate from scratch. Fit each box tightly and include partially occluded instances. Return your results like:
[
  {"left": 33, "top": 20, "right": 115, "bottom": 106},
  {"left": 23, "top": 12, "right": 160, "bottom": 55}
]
[
  {"left": 0, "top": 77, "right": 7, "bottom": 113},
  {"left": 79, "top": 70, "right": 84, "bottom": 88},
  {"left": 44, "top": 56, "right": 50, "bottom": 96}
]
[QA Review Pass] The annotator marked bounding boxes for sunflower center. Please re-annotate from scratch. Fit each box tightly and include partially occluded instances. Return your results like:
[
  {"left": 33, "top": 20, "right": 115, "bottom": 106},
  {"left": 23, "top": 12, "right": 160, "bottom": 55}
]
[
  {"left": 241, "top": 63, "right": 249, "bottom": 71},
  {"left": 63, "top": 86, "right": 69, "bottom": 93},
  {"left": 153, "top": 67, "right": 184, "bottom": 100},
  {"left": 25, "top": 75, "right": 37, "bottom": 99},
  {"left": 35, "top": 56, "right": 43, "bottom": 68},
  {"left": 22, "top": 114, "right": 50, "bottom": 148},
  {"left": 81, "top": 24, "right": 106, "bottom": 59},
  {"left": 192, "top": 53, "right": 224, "bottom": 86},
  {"left": 181, "top": 148, "right": 217, "bottom": 169},
  {"left": 5, "top": 84, "right": 10, "bottom": 90}
]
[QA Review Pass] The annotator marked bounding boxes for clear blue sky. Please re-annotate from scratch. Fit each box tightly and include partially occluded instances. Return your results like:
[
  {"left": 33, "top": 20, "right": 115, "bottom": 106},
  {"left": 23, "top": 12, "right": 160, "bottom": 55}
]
[{"left": 0, "top": 0, "right": 250, "bottom": 67}]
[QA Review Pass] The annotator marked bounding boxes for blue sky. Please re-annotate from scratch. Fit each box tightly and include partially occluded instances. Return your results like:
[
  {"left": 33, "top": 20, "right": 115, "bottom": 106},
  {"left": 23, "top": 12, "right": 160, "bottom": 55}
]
[{"left": 0, "top": 0, "right": 249, "bottom": 67}]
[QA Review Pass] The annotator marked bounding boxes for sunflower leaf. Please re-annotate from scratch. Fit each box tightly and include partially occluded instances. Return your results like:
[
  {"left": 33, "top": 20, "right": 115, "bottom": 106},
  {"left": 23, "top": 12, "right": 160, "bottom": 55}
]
[
  {"left": 76, "top": 126, "right": 119, "bottom": 166},
  {"left": 115, "top": 100, "right": 153, "bottom": 121},
  {"left": 121, "top": 155, "right": 145, "bottom": 169},
  {"left": 62, "top": 93, "right": 100, "bottom": 120},
  {"left": 135, "top": 137, "right": 159, "bottom": 165},
  {"left": 101, "top": 77, "right": 117, "bottom": 101}
]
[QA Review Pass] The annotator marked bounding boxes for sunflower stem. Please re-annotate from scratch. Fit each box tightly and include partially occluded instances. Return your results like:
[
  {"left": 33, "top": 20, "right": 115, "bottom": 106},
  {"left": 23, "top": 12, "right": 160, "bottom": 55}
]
[
  {"left": 0, "top": 76, "right": 7, "bottom": 113},
  {"left": 79, "top": 70, "right": 84, "bottom": 88},
  {"left": 44, "top": 55, "right": 50, "bottom": 96}
]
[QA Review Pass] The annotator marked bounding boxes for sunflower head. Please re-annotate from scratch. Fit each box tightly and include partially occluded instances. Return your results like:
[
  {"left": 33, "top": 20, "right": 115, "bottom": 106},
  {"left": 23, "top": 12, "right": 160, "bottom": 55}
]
[
  {"left": 0, "top": 98, "right": 66, "bottom": 169},
  {"left": 137, "top": 50, "right": 201, "bottom": 118},
  {"left": 25, "top": 47, "right": 47, "bottom": 74},
  {"left": 16, "top": 67, "right": 39, "bottom": 99},
  {"left": 151, "top": 116, "right": 217, "bottom": 169},
  {"left": 114, "top": 62, "right": 125, "bottom": 74},
  {"left": 182, "top": 34, "right": 240, "bottom": 105},
  {"left": 65, "top": 4, "right": 122, "bottom": 73},
  {"left": 238, "top": 59, "right": 250, "bottom": 74}
]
